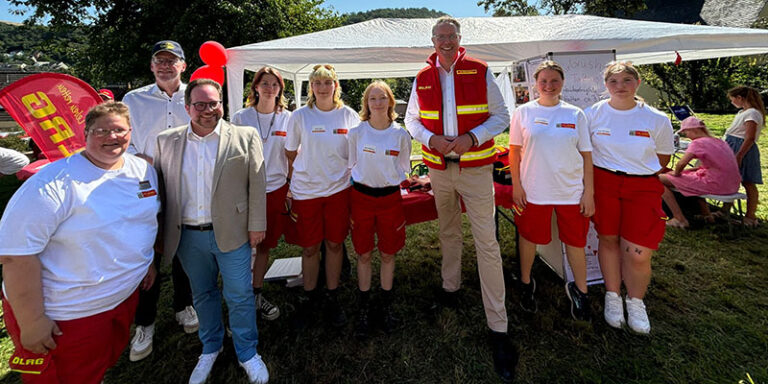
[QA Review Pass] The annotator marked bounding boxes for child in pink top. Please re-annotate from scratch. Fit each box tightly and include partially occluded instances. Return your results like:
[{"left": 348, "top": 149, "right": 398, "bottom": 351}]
[{"left": 659, "top": 117, "right": 741, "bottom": 228}]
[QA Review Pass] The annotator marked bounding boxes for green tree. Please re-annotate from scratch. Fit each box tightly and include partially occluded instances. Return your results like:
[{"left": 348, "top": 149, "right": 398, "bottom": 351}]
[
  {"left": 477, "top": 0, "right": 645, "bottom": 17},
  {"left": 344, "top": 7, "right": 446, "bottom": 25}
]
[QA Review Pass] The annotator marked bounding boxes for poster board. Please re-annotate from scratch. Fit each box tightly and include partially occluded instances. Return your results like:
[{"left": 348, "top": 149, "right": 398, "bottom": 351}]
[
  {"left": 549, "top": 50, "right": 616, "bottom": 110},
  {"left": 537, "top": 213, "right": 604, "bottom": 286}
]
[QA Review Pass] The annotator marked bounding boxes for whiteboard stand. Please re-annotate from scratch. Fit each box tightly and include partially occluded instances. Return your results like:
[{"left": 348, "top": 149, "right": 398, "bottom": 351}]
[{"left": 536, "top": 211, "right": 604, "bottom": 286}]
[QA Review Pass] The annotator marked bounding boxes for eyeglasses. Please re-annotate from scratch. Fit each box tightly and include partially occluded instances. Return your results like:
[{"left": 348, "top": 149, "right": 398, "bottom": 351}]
[
  {"left": 433, "top": 33, "right": 459, "bottom": 42},
  {"left": 191, "top": 101, "right": 222, "bottom": 111},
  {"left": 152, "top": 57, "right": 182, "bottom": 66},
  {"left": 89, "top": 127, "right": 131, "bottom": 137}
]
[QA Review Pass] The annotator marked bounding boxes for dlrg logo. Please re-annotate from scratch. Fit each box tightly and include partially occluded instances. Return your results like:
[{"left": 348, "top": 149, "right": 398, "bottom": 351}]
[{"left": 21, "top": 91, "right": 78, "bottom": 157}]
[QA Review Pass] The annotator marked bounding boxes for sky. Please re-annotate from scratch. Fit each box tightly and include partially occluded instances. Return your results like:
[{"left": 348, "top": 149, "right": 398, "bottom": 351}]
[{"left": 0, "top": 0, "right": 492, "bottom": 24}]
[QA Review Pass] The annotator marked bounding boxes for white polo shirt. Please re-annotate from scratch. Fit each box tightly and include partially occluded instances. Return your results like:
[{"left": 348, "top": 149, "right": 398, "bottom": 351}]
[
  {"left": 348, "top": 121, "right": 412, "bottom": 188},
  {"left": 586, "top": 100, "right": 674, "bottom": 175},
  {"left": 122, "top": 83, "right": 189, "bottom": 161},
  {"left": 510, "top": 100, "right": 591, "bottom": 204},
  {"left": 0, "top": 153, "right": 160, "bottom": 320},
  {"left": 285, "top": 105, "right": 359, "bottom": 200},
  {"left": 232, "top": 107, "right": 291, "bottom": 193}
]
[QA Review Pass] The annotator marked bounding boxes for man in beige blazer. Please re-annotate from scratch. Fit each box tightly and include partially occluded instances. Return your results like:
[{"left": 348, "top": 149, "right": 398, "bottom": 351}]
[{"left": 154, "top": 79, "right": 269, "bottom": 384}]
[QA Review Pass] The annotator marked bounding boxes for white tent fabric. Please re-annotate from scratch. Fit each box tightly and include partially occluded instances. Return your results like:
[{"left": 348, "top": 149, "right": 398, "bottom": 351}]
[{"left": 226, "top": 14, "right": 768, "bottom": 118}]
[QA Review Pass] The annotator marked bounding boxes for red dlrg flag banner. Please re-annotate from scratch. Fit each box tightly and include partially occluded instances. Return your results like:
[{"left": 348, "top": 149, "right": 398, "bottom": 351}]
[{"left": 0, "top": 73, "right": 101, "bottom": 162}]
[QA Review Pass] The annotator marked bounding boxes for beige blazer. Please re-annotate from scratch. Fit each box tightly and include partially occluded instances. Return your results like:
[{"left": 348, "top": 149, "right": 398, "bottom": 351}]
[{"left": 154, "top": 120, "right": 266, "bottom": 264}]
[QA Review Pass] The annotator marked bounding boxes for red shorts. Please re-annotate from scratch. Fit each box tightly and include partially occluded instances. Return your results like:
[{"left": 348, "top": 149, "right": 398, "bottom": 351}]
[
  {"left": 350, "top": 188, "right": 406, "bottom": 255},
  {"left": 261, "top": 182, "right": 289, "bottom": 249},
  {"left": 592, "top": 167, "right": 667, "bottom": 250},
  {"left": 291, "top": 187, "right": 350, "bottom": 247},
  {"left": 514, "top": 203, "right": 589, "bottom": 247},
  {"left": 3, "top": 290, "right": 139, "bottom": 384}
]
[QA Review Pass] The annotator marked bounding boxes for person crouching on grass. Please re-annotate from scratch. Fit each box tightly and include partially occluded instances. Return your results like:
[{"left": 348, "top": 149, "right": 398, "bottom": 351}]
[{"left": 347, "top": 81, "right": 412, "bottom": 338}]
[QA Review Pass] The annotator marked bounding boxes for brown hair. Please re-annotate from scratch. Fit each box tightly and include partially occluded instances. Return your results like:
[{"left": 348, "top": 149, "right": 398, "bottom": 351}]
[
  {"left": 603, "top": 61, "right": 644, "bottom": 103},
  {"left": 359, "top": 81, "right": 398, "bottom": 122},
  {"left": 247, "top": 67, "right": 288, "bottom": 111},
  {"left": 728, "top": 86, "right": 766, "bottom": 127},
  {"left": 534, "top": 60, "right": 565, "bottom": 81},
  {"left": 184, "top": 78, "right": 222, "bottom": 105},
  {"left": 85, "top": 101, "right": 131, "bottom": 135},
  {"left": 432, "top": 16, "right": 461, "bottom": 35},
  {"left": 306, "top": 64, "right": 343, "bottom": 109}
]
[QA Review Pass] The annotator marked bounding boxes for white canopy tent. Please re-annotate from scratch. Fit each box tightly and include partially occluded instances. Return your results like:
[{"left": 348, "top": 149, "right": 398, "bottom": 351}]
[{"left": 225, "top": 14, "right": 768, "bottom": 119}]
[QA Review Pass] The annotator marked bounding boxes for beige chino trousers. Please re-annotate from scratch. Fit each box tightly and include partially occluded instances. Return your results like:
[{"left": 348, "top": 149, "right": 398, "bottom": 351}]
[{"left": 429, "top": 162, "right": 508, "bottom": 333}]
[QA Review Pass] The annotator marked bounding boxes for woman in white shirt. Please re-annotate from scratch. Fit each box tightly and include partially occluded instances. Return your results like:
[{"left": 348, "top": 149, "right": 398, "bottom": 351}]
[
  {"left": 509, "top": 61, "right": 593, "bottom": 322},
  {"left": 232, "top": 67, "right": 291, "bottom": 322},
  {"left": 586, "top": 61, "right": 674, "bottom": 334},
  {"left": 285, "top": 64, "right": 360, "bottom": 328},
  {"left": 717, "top": 86, "right": 766, "bottom": 227},
  {"left": 348, "top": 81, "right": 411, "bottom": 338}
]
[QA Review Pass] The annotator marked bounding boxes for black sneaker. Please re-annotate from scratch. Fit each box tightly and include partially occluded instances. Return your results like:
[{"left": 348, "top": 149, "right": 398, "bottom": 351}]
[
  {"left": 381, "top": 306, "right": 401, "bottom": 334},
  {"left": 291, "top": 293, "right": 314, "bottom": 331},
  {"left": 565, "top": 282, "right": 591, "bottom": 322},
  {"left": 324, "top": 290, "right": 348, "bottom": 328},
  {"left": 519, "top": 278, "right": 537, "bottom": 313},
  {"left": 488, "top": 331, "right": 518, "bottom": 383},
  {"left": 354, "top": 306, "right": 370, "bottom": 339}
]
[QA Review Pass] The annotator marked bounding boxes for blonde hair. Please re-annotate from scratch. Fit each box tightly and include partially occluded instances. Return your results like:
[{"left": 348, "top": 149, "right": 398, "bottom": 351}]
[
  {"left": 728, "top": 86, "right": 766, "bottom": 127},
  {"left": 534, "top": 60, "right": 564, "bottom": 81},
  {"left": 359, "top": 81, "right": 398, "bottom": 122},
  {"left": 603, "top": 61, "right": 644, "bottom": 103},
  {"left": 247, "top": 67, "right": 288, "bottom": 112},
  {"left": 85, "top": 101, "right": 131, "bottom": 135},
  {"left": 306, "top": 64, "right": 343, "bottom": 109}
]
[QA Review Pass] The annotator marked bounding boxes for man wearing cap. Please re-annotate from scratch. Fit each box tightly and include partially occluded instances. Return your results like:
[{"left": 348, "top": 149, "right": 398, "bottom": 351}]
[
  {"left": 122, "top": 39, "right": 198, "bottom": 362},
  {"left": 98, "top": 88, "right": 114, "bottom": 101},
  {"left": 404, "top": 16, "right": 517, "bottom": 382}
]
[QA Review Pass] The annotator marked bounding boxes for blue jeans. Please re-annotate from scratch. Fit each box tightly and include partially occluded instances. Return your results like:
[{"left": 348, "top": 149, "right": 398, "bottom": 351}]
[{"left": 176, "top": 228, "right": 258, "bottom": 362}]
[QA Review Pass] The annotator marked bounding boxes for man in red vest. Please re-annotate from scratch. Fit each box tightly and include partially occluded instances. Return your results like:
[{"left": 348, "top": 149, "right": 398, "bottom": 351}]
[{"left": 405, "top": 16, "right": 516, "bottom": 382}]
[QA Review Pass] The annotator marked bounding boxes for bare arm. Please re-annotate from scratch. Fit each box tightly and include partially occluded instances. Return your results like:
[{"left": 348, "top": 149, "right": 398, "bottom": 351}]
[
  {"left": 509, "top": 145, "right": 526, "bottom": 210},
  {"left": 580, "top": 151, "right": 595, "bottom": 217},
  {"left": 735, "top": 121, "right": 758, "bottom": 166},
  {"left": 673, "top": 152, "right": 696, "bottom": 176},
  {"left": 657, "top": 154, "right": 671, "bottom": 174},
  {"left": 0, "top": 255, "right": 61, "bottom": 354}
]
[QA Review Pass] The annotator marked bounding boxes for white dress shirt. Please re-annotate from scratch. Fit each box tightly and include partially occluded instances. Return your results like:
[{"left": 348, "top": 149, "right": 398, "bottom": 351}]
[
  {"left": 122, "top": 83, "right": 189, "bottom": 161},
  {"left": 405, "top": 56, "right": 510, "bottom": 155},
  {"left": 181, "top": 121, "right": 221, "bottom": 225}
]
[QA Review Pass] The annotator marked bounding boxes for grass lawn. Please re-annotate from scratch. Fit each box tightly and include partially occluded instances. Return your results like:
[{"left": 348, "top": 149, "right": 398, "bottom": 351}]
[{"left": 1, "top": 113, "right": 767, "bottom": 383}]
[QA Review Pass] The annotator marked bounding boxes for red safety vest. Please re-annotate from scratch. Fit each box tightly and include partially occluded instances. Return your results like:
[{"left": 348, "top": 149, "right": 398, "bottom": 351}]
[{"left": 415, "top": 47, "right": 497, "bottom": 170}]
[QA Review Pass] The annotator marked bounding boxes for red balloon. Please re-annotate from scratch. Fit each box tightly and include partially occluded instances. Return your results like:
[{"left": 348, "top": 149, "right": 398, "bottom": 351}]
[
  {"left": 190, "top": 65, "right": 225, "bottom": 86},
  {"left": 199, "top": 41, "right": 228, "bottom": 67}
]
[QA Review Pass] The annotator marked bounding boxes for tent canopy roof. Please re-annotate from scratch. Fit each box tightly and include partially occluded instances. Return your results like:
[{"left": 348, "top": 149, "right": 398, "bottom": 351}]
[{"left": 226, "top": 15, "right": 768, "bottom": 116}]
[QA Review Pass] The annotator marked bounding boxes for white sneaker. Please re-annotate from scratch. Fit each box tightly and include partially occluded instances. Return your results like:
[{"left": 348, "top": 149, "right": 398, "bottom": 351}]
[
  {"left": 625, "top": 295, "right": 651, "bottom": 334},
  {"left": 176, "top": 306, "right": 200, "bottom": 334},
  {"left": 239, "top": 353, "right": 269, "bottom": 384},
  {"left": 189, "top": 347, "right": 222, "bottom": 384},
  {"left": 129, "top": 324, "right": 154, "bottom": 362},
  {"left": 603, "top": 291, "right": 626, "bottom": 329}
]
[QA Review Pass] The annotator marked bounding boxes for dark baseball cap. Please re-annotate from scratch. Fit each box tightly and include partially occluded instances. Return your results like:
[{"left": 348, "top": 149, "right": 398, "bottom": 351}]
[{"left": 152, "top": 40, "right": 185, "bottom": 60}]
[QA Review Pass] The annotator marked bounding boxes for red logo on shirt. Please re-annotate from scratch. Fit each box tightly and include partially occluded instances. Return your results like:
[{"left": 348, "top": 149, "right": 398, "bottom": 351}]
[
  {"left": 273, "top": 131, "right": 286, "bottom": 137},
  {"left": 138, "top": 190, "right": 157, "bottom": 198},
  {"left": 333, "top": 129, "right": 348, "bottom": 134},
  {"left": 629, "top": 130, "right": 651, "bottom": 138},
  {"left": 385, "top": 150, "right": 399, "bottom": 156},
  {"left": 557, "top": 123, "right": 576, "bottom": 129}
]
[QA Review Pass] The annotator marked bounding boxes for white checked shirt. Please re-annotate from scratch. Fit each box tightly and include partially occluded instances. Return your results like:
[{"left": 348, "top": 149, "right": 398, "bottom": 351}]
[
  {"left": 405, "top": 56, "right": 509, "bottom": 156},
  {"left": 181, "top": 120, "right": 221, "bottom": 225},
  {"left": 122, "top": 83, "right": 189, "bottom": 161}
]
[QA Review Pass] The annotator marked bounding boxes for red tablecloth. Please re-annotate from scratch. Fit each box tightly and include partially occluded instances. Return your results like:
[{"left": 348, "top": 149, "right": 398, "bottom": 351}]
[{"left": 402, "top": 182, "right": 514, "bottom": 225}]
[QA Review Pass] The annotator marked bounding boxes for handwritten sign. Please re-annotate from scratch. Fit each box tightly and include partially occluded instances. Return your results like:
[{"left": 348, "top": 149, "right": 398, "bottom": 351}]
[
  {"left": 0, "top": 73, "right": 100, "bottom": 161},
  {"left": 551, "top": 51, "right": 615, "bottom": 110}
]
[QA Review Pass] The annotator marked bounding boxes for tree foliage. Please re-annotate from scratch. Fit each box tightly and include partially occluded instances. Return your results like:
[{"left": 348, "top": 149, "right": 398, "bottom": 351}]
[
  {"left": 343, "top": 7, "right": 445, "bottom": 25},
  {"left": 9, "top": 0, "right": 344, "bottom": 87},
  {"left": 477, "top": 0, "right": 646, "bottom": 17}
]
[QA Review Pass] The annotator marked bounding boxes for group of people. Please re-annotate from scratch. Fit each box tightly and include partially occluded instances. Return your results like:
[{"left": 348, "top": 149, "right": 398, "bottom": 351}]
[{"left": 0, "top": 15, "right": 764, "bottom": 384}]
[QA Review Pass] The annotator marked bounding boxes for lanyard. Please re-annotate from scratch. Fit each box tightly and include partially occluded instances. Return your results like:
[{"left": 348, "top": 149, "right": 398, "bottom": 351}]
[{"left": 255, "top": 110, "right": 276, "bottom": 143}]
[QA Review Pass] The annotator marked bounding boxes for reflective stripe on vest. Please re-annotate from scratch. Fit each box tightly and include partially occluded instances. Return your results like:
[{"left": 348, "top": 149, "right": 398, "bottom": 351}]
[
  {"left": 422, "top": 150, "right": 443, "bottom": 165},
  {"left": 419, "top": 110, "right": 440, "bottom": 120},
  {"left": 460, "top": 146, "right": 496, "bottom": 161},
  {"left": 456, "top": 104, "right": 489, "bottom": 115}
]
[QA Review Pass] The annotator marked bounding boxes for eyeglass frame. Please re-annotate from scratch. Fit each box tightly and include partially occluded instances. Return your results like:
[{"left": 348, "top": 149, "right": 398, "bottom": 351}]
[
  {"left": 151, "top": 56, "right": 183, "bottom": 66},
  {"left": 432, "top": 33, "right": 460, "bottom": 42},
  {"left": 87, "top": 127, "right": 132, "bottom": 138},
  {"left": 191, "top": 100, "right": 223, "bottom": 111}
]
